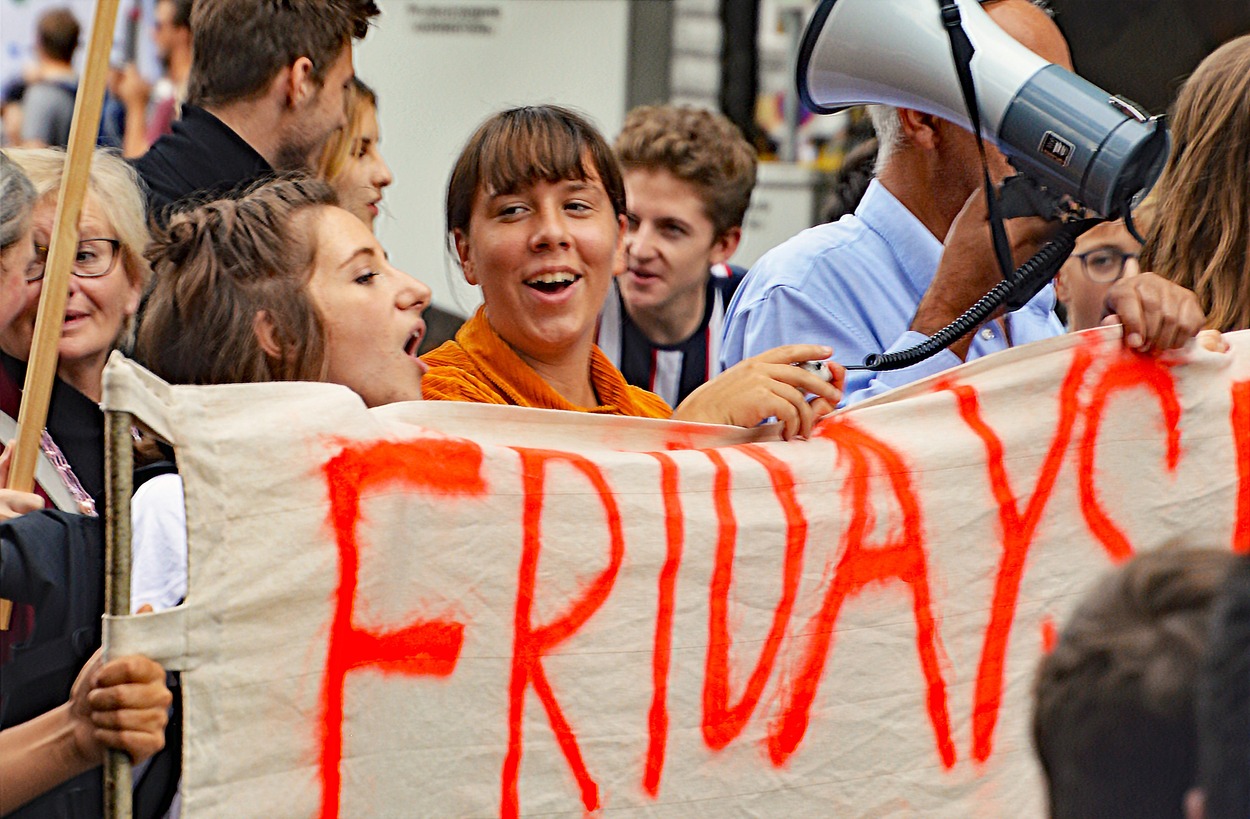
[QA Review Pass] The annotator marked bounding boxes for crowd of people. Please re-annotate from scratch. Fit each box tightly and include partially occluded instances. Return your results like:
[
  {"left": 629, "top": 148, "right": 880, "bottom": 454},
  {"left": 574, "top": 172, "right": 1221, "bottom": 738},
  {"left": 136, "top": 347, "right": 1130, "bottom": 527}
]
[{"left": 1, "top": 0, "right": 1248, "bottom": 814}]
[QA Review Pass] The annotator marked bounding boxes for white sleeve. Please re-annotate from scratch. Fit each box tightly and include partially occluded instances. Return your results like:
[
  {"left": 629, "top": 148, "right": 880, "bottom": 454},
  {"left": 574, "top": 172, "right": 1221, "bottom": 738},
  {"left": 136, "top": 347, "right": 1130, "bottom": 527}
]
[{"left": 130, "top": 473, "right": 188, "bottom": 613}]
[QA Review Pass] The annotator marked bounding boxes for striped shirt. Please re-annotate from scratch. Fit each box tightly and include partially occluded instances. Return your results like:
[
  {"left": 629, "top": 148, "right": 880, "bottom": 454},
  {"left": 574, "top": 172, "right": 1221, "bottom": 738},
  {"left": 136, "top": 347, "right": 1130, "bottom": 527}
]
[{"left": 597, "top": 265, "right": 744, "bottom": 408}]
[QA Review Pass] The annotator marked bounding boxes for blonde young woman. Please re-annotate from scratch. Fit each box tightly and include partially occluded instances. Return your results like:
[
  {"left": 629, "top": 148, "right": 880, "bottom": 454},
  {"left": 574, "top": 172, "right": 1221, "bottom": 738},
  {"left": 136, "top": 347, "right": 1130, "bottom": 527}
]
[{"left": 315, "top": 77, "right": 393, "bottom": 231}]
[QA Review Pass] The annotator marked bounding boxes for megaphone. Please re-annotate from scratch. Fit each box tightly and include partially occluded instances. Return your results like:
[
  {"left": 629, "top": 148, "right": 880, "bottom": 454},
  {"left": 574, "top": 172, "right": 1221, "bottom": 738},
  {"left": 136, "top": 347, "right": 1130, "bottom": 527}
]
[{"left": 796, "top": 0, "right": 1169, "bottom": 218}]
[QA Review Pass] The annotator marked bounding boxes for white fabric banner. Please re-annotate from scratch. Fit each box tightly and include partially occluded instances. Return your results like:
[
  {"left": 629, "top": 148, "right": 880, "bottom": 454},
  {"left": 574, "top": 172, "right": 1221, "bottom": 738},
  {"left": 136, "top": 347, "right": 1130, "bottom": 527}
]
[{"left": 102, "top": 327, "right": 1250, "bottom": 817}]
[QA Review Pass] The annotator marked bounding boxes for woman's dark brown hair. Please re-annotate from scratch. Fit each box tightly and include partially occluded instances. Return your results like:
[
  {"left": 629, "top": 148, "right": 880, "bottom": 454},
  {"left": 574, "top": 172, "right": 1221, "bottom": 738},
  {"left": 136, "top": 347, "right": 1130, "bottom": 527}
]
[
  {"left": 445, "top": 105, "right": 627, "bottom": 246},
  {"left": 136, "top": 177, "right": 336, "bottom": 386}
]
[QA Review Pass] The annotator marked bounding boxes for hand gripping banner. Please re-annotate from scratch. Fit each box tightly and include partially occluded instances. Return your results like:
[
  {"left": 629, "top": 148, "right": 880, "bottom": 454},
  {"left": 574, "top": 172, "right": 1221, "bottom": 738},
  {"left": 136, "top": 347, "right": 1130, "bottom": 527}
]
[{"left": 101, "top": 327, "right": 1250, "bottom": 817}]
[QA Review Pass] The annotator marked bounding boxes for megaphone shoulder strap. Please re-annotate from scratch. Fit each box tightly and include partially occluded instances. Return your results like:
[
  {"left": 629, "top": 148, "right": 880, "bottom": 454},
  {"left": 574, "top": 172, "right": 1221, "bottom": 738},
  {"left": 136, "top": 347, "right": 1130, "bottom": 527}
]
[{"left": 937, "top": 0, "right": 1016, "bottom": 282}]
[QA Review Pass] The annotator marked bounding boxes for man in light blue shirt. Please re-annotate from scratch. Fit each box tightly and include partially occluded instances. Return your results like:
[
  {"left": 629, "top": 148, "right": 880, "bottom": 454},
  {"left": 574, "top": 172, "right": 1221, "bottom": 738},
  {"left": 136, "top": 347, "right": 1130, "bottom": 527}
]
[{"left": 722, "top": 0, "right": 1205, "bottom": 405}]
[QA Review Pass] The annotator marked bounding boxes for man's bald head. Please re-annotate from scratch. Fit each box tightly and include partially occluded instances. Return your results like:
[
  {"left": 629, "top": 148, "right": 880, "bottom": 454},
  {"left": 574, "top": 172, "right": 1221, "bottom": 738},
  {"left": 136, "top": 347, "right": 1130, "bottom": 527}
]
[{"left": 982, "top": 0, "right": 1071, "bottom": 70}]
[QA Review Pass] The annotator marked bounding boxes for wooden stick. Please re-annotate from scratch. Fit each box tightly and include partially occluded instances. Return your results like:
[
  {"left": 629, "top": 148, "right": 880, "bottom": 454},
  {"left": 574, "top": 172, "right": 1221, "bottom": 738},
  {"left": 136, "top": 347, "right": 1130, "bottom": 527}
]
[
  {"left": 103, "top": 409, "right": 135, "bottom": 819},
  {"left": 0, "top": 0, "right": 121, "bottom": 629}
]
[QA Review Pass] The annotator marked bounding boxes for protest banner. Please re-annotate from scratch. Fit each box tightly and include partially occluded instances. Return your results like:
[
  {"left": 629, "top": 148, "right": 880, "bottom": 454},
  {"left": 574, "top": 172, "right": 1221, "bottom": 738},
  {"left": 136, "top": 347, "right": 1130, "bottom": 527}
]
[{"left": 103, "top": 326, "right": 1250, "bottom": 816}]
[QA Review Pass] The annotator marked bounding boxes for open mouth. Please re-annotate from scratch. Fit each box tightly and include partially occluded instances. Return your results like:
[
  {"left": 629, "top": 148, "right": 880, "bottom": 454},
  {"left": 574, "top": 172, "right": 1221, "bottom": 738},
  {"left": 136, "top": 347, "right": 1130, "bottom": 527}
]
[
  {"left": 524, "top": 270, "right": 580, "bottom": 294},
  {"left": 628, "top": 268, "right": 660, "bottom": 282},
  {"left": 403, "top": 327, "right": 424, "bottom": 358}
]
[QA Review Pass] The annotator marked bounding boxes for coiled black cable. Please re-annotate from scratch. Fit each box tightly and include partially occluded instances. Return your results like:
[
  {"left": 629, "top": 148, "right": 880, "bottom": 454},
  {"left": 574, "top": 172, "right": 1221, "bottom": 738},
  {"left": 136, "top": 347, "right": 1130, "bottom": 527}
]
[{"left": 856, "top": 218, "right": 1103, "bottom": 372}]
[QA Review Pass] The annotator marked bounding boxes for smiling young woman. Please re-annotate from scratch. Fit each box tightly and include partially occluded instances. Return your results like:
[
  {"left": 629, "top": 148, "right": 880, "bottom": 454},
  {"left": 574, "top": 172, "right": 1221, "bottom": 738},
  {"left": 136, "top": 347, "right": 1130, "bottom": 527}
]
[{"left": 421, "top": 106, "right": 845, "bottom": 440}]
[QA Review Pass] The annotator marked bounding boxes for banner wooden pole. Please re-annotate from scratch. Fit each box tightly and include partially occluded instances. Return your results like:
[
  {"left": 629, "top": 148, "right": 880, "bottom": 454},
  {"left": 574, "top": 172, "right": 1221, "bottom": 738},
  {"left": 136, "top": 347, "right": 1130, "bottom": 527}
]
[
  {"left": 103, "top": 409, "right": 135, "bottom": 819},
  {"left": 0, "top": 0, "right": 121, "bottom": 629}
]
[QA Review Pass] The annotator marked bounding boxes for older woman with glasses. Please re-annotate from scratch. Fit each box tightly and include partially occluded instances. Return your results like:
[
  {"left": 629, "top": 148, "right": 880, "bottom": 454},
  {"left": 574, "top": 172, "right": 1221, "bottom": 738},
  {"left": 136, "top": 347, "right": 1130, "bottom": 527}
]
[
  {"left": 0, "top": 147, "right": 151, "bottom": 511},
  {"left": 1, "top": 148, "right": 149, "bottom": 403},
  {"left": 0, "top": 151, "right": 171, "bottom": 818}
]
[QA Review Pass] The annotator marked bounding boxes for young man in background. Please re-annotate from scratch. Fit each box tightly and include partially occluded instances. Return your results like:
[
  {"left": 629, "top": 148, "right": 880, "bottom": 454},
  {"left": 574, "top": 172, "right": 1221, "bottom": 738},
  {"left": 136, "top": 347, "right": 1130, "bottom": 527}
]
[{"left": 598, "top": 104, "right": 757, "bottom": 407}]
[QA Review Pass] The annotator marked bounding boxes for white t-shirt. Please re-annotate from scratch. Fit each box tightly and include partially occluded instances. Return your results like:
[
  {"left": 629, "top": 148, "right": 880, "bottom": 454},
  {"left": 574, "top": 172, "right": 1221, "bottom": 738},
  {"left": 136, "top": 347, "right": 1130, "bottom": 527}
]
[{"left": 130, "top": 473, "right": 188, "bottom": 613}]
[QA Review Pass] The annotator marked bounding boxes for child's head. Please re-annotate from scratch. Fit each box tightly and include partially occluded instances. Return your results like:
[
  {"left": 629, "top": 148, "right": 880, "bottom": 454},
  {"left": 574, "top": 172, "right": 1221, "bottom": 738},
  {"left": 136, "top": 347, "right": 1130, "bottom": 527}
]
[
  {"left": 445, "top": 105, "right": 626, "bottom": 244},
  {"left": 614, "top": 105, "right": 756, "bottom": 238}
]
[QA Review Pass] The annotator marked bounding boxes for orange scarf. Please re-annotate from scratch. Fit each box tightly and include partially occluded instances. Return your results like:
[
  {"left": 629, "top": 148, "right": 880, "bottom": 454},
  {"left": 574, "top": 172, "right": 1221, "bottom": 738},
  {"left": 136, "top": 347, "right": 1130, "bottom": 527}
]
[{"left": 421, "top": 308, "right": 672, "bottom": 418}]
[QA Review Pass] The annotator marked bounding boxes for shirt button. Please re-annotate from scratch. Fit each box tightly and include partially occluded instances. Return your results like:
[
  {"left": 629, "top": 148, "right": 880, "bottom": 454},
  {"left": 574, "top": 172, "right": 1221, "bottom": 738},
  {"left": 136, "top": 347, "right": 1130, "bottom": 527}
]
[{"left": 980, "top": 327, "right": 995, "bottom": 340}]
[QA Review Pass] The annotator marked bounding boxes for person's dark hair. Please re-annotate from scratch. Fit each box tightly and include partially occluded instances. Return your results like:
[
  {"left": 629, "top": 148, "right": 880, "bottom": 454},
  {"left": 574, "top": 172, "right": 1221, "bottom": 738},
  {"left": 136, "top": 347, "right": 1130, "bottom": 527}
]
[
  {"left": 0, "top": 152, "right": 36, "bottom": 253},
  {"left": 1195, "top": 555, "right": 1250, "bottom": 819},
  {"left": 446, "top": 105, "right": 626, "bottom": 245},
  {"left": 614, "top": 104, "right": 757, "bottom": 236},
  {"left": 186, "top": 0, "right": 379, "bottom": 108},
  {"left": 36, "top": 8, "right": 80, "bottom": 64},
  {"left": 163, "top": 0, "right": 194, "bottom": 29},
  {"left": 136, "top": 177, "right": 337, "bottom": 386},
  {"left": 820, "top": 137, "right": 878, "bottom": 223},
  {"left": 1033, "top": 547, "right": 1238, "bottom": 819}
]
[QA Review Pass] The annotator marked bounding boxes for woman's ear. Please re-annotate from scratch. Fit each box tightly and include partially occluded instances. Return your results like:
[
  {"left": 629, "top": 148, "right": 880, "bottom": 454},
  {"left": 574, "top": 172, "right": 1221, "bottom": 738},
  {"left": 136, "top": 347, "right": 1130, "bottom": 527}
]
[
  {"left": 123, "top": 274, "right": 143, "bottom": 317},
  {"left": 253, "top": 310, "right": 284, "bottom": 359},
  {"left": 613, "top": 213, "right": 628, "bottom": 277},
  {"left": 453, "top": 229, "right": 477, "bottom": 285}
]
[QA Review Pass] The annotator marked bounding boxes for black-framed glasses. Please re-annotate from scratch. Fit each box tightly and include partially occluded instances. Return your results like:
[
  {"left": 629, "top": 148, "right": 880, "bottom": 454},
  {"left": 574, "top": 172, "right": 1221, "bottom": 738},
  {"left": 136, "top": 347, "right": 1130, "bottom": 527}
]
[
  {"left": 25, "top": 239, "right": 122, "bottom": 283},
  {"left": 1072, "top": 248, "right": 1139, "bottom": 284}
]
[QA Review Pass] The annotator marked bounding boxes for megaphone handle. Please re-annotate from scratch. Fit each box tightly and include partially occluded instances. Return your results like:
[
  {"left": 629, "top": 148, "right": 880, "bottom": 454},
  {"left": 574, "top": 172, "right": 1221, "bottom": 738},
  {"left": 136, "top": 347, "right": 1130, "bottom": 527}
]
[{"left": 855, "top": 218, "right": 1100, "bottom": 372}]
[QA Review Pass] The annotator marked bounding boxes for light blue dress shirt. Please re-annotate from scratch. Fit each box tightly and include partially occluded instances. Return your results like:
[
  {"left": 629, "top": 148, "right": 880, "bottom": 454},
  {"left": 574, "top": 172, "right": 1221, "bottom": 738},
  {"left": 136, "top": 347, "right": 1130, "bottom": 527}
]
[{"left": 721, "top": 180, "right": 1064, "bottom": 404}]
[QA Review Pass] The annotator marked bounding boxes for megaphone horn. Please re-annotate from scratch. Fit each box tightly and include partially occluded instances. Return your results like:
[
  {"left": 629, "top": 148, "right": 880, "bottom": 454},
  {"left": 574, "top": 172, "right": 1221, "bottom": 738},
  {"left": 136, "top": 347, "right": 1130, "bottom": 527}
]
[{"left": 796, "top": 0, "right": 1169, "bottom": 218}]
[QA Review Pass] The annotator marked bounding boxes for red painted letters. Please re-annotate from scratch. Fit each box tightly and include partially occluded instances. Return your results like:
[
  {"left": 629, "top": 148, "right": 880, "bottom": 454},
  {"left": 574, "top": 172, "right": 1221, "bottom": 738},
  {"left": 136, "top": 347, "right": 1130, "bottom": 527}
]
[
  {"left": 940, "top": 342, "right": 1094, "bottom": 762},
  {"left": 1077, "top": 354, "right": 1182, "bottom": 561},
  {"left": 319, "top": 438, "right": 486, "bottom": 819},
  {"left": 701, "top": 447, "right": 808, "bottom": 751},
  {"left": 643, "top": 452, "right": 682, "bottom": 796},
  {"left": 502, "top": 449, "right": 625, "bottom": 818},
  {"left": 1234, "top": 381, "right": 1250, "bottom": 554},
  {"left": 768, "top": 420, "right": 955, "bottom": 768}
]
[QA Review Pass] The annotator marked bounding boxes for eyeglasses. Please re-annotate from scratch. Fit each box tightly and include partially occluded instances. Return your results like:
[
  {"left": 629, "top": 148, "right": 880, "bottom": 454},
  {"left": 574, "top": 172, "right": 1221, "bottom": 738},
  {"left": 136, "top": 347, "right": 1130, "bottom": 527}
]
[
  {"left": 1072, "top": 248, "right": 1139, "bottom": 284},
  {"left": 25, "top": 239, "right": 122, "bottom": 283}
]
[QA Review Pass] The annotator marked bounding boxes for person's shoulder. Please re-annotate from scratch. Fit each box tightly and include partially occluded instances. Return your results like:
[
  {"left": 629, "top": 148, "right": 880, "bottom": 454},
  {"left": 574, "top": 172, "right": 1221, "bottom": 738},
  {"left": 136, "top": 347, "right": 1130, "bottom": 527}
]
[
  {"left": 132, "top": 472, "right": 184, "bottom": 508},
  {"left": 24, "top": 79, "right": 75, "bottom": 99},
  {"left": 709, "top": 263, "right": 746, "bottom": 301},
  {"left": 736, "top": 215, "right": 885, "bottom": 300},
  {"left": 420, "top": 369, "right": 507, "bottom": 405},
  {"left": 622, "top": 384, "right": 673, "bottom": 419}
]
